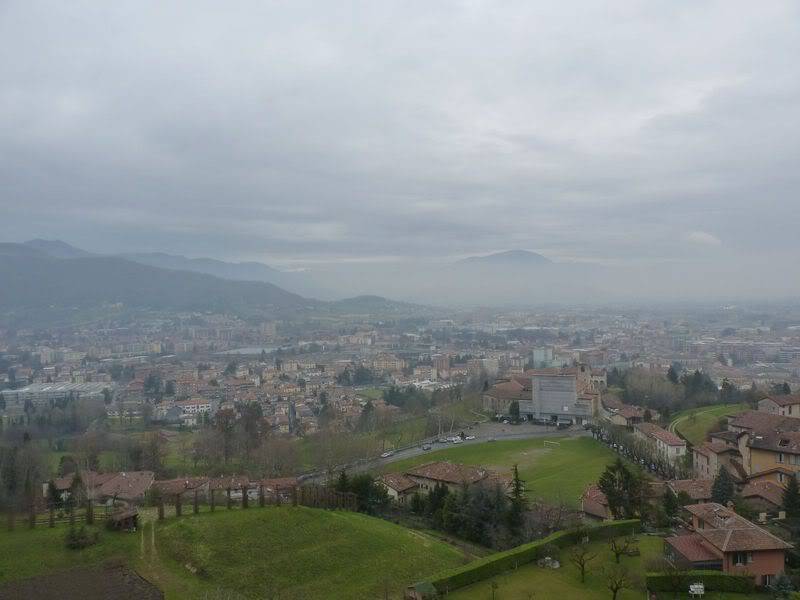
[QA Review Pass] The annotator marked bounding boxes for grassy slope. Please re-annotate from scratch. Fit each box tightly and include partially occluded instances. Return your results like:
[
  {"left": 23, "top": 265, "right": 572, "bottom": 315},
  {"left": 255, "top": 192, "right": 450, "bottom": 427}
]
[
  {"left": 152, "top": 507, "right": 465, "bottom": 599},
  {"left": 385, "top": 436, "right": 618, "bottom": 507},
  {"left": 670, "top": 403, "right": 749, "bottom": 446},
  {"left": 0, "top": 523, "right": 138, "bottom": 584},
  {"left": 0, "top": 507, "right": 465, "bottom": 599},
  {"left": 446, "top": 535, "right": 770, "bottom": 600}
]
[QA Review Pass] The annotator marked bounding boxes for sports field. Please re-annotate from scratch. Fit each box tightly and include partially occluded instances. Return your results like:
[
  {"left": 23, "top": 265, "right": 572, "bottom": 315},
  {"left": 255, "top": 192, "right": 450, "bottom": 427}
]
[{"left": 385, "top": 435, "right": 618, "bottom": 507}]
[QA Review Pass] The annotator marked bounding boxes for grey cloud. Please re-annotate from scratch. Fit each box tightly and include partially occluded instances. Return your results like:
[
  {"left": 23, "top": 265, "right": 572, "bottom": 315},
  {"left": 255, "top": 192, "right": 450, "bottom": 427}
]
[{"left": 1, "top": 0, "right": 799, "bottom": 299}]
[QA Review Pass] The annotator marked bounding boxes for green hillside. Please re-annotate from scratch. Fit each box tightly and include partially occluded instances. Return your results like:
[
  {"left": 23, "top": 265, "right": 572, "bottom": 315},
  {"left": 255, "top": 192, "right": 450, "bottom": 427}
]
[
  {"left": 150, "top": 507, "right": 464, "bottom": 599},
  {"left": 669, "top": 403, "right": 749, "bottom": 445},
  {"left": 0, "top": 506, "right": 465, "bottom": 599}
]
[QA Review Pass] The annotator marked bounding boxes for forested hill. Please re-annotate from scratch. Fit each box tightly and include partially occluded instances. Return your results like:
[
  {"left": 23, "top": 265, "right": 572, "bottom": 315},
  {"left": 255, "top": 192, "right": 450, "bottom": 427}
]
[
  {"left": 0, "top": 244, "right": 424, "bottom": 324},
  {"left": 0, "top": 248, "right": 313, "bottom": 314}
]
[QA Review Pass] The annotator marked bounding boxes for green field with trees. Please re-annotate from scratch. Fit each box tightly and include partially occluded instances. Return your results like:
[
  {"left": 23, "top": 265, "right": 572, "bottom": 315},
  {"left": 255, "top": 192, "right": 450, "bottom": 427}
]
[
  {"left": 445, "top": 534, "right": 770, "bottom": 600},
  {"left": 385, "top": 436, "right": 617, "bottom": 508}
]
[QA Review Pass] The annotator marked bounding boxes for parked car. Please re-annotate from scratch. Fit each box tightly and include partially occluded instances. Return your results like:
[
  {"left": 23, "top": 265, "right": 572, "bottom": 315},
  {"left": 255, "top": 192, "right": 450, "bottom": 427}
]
[
  {"left": 465, "top": 435, "right": 476, "bottom": 441},
  {"left": 380, "top": 451, "right": 394, "bottom": 458},
  {"left": 451, "top": 438, "right": 462, "bottom": 444},
  {"left": 422, "top": 444, "right": 432, "bottom": 451}
]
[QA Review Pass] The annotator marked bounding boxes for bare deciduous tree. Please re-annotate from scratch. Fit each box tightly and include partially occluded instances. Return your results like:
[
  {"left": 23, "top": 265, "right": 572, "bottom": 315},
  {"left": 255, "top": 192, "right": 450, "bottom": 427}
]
[
  {"left": 608, "top": 535, "right": 638, "bottom": 564},
  {"left": 605, "top": 565, "right": 635, "bottom": 600},
  {"left": 569, "top": 543, "right": 597, "bottom": 583}
]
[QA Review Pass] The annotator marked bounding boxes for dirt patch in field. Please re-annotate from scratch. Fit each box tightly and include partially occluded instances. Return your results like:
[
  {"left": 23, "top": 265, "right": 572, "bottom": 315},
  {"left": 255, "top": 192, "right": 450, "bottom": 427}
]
[{"left": 0, "top": 565, "right": 162, "bottom": 600}]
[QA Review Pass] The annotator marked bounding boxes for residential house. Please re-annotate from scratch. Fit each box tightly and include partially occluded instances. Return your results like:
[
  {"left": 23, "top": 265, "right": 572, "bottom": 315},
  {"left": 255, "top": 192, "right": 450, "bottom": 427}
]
[
  {"left": 404, "top": 461, "right": 509, "bottom": 495},
  {"left": 759, "top": 395, "right": 800, "bottom": 418},
  {"left": 379, "top": 473, "right": 418, "bottom": 504},
  {"left": 482, "top": 377, "right": 529, "bottom": 415},
  {"left": 692, "top": 435, "right": 748, "bottom": 483},
  {"left": 633, "top": 422, "right": 686, "bottom": 464},
  {"left": 667, "top": 479, "right": 713, "bottom": 503},
  {"left": 740, "top": 481, "right": 785, "bottom": 515},
  {"left": 581, "top": 484, "right": 611, "bottom": 521},
  {"left": 664, "top": 503, "right": 792, "bottom": 586}
]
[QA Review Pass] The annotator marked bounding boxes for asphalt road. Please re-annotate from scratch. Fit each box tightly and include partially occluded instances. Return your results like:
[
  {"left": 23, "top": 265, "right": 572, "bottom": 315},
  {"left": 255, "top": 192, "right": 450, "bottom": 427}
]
[{"left": 304, "top": 421, "right": 590, "bottom": 484}]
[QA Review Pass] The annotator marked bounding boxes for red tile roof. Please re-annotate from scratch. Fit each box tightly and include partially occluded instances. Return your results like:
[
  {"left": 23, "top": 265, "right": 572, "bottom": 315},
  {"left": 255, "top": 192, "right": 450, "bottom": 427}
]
[
  {"left": 380, "top": 473, "right": 418, "bottom": 494},
  {"left": 686, "top": 503, "right": 793, "bottom": 552},
  {"left": 665, "top": 533, "right": 720, "bottom": 563},
  {"left": 741, "top": 480, "right": 784, "bottom": 508},
  {"left": 405, "top": 461, "right": 490, "bottom": 485},
  {"left": 667, "top": 478, "right": 713, "bottom": 501},
  {"left": 635, "top": 422, "right": 685, "bottom": 446}
]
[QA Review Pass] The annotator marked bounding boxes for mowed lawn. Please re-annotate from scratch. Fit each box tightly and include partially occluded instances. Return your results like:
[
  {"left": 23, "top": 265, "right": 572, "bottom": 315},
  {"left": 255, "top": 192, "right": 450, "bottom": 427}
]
[
  {"left": 670, "top": 403, "right": 749, "bottom": 446},
  {"left": 153, "top": 506, "right": 466, "bottom": 599},
  {"left": 446, "top": 535, "right": 771, "bottom": 600},
  {"left": 384, "top": 436, "right": 618, "bottom": 507}
]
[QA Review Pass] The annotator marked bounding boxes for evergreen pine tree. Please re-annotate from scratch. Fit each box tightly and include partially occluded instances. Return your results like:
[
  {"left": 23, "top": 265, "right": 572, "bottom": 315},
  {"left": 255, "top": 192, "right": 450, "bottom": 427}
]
[
  {"left": 783, "top": 474, "right": 800, "bottom": 518},
  {"left": 711, "top": 468, "right": 734, "bottom": 505},
  {"left": 505, "top": 464, "right": 527, "bottom": 534},
  {"left": 335, "top": 470, "right": 349, "bottom": 493},
  {"left": 663, "top": 488, "right": 679, "bottom": 520}
]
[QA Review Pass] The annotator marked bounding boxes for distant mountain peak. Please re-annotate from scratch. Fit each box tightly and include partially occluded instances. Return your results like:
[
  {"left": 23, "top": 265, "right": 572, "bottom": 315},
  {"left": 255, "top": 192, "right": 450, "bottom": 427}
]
[
  {"left": 458, "top": 249, "right": 552, "bottom": 265},
  {"left": 24, "top": 239, "right": 93, "bottom": 259}
]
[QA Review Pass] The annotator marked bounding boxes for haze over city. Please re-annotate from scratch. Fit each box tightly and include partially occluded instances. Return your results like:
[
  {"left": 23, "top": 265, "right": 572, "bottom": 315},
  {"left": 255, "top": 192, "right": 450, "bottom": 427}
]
[{"left": 2, "top": 3, "right": 800, "bottom": 600}]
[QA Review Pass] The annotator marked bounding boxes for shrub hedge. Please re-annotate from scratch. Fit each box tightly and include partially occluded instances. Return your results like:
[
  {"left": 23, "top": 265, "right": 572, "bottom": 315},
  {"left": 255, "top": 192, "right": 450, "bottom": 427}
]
[
  {"left": 413, "top": 519, "right": 640, "bottom": 595},
  {"left": 646, "top": 570, "right": 755, "bottom": 593}
]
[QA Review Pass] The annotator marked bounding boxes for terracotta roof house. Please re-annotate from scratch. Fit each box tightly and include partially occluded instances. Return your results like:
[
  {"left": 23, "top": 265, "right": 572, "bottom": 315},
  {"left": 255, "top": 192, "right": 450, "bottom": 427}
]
[
  {"left": 633, "top": 422, "right": 686, "bottom": 464},
  {"left": 667, "top": 478, "right": 713, "bottom": 503},
  {"left": 740, "top": 480, "right": 785, "bottom": 513},
  {"left": 379, "top": 473, "right": 418, "bottom": 503},
  {"left": 482, "top": 378, "right": 530, "bottom": 414},
  {"left": 404, "top": 461, "right": 507, "bottom": 494},
  {"left": 98, "top": 471, "right": 155, "bottom": 503},
  {"left": 758, "top": 394, "right": 800, "bottom": 418},
  {"left": 693, "top": 439, "right": 745, "bottom": 481},
  {"left": 581, "top": 484, "right": 611, "bottom": 520},
  {"left": 665, "top": 502, "right": 793, "bottom": 586}
]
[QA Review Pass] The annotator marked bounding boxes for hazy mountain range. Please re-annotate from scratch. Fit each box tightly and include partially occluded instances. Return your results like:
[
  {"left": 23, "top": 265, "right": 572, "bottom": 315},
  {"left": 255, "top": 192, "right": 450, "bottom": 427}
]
[
  {"left": 11, "top": 240, "right": 574, "bottom": 307},
  {"left": 5, "top": 240, "right": 779, "bottom": 317},
  {"left": 0, "top": 241, "right": 431, "bottom": 325}
]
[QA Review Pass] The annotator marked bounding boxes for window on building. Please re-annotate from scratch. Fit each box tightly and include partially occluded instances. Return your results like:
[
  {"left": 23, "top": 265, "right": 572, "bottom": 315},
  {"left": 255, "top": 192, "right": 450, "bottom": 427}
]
[
  {"left": 732, "top": 552, "right": 753, "bottom": 566},
  {"left": 778, "top": 453, "right": 785, "bottom": 464}
]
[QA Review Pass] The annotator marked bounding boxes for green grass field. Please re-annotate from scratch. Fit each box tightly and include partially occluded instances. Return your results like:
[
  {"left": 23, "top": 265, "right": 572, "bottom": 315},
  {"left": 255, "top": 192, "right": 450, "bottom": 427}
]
[
  {"left": 446, "top": 535, "right": 770, "bottom": 600},
  {"left": 0, "top": 506, "right": 465, "bottom": 599},
  {"left": 385, "top": 436, "right": 618, "bottom": 507},
  {"left": 0, "top": 522, "right": 138, "bottom": 584},
  {"left": 669, "top": 403, "right": 749, "bottom": 446},
  {"left": 152, "top": 507, "right": 465, "bottom": 599}
]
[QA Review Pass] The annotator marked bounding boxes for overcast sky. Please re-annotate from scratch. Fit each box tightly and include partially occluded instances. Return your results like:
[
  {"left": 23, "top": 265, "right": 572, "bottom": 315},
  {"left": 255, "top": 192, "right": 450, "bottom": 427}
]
[{"left": 1, "top": 1, "right": 799, "bottom": 273}]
